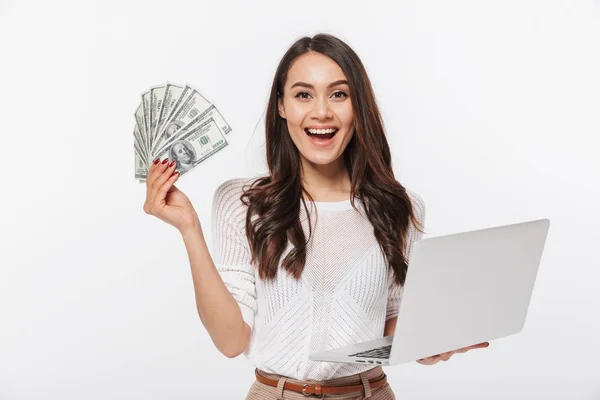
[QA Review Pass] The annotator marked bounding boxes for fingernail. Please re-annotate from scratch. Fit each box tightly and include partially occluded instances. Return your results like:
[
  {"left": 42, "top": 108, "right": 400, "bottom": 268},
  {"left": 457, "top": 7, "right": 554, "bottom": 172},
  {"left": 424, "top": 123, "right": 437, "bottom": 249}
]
[
  {"left": 153, "top": 158, "right": 160, "bottom": 165},
  {"left": 162, "top": 158, "right": 169, "bottom": 164},
  {"left": 169, "top": 160, "right": 176, "bottom": 167}
]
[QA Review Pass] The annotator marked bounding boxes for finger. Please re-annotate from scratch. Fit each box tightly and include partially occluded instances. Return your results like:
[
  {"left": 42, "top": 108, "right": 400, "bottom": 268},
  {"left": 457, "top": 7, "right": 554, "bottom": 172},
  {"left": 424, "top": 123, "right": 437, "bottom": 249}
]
[
  {"left": 418, "top": 352, "right": 442, "bottom": 360},
  {"left": 461, "top": 342, "right": 489, "bottom": 352},
  {"left": 147, "top": 157, "right": 162, "bottom": 177},
  {"left": 418, "top": 355, "right": 441, "bottom": 365},
  {"left": 147, "top": 158, "right": 170, "bottom": 187},
  {"left": 156, "top": 169, "right": 180, "bottom": 201},
  {"left": 146, "top": 160, "right": 164, "bottom": 195},
  {"left": 143, "top": 159, "right": 166, "bottom": 214},
  {"left": 427, "top": 356, "right": 441, "bottom": 365},
  {"left": 148, "top": 157, "right": 161, "bottom": 173},
  {"left": 150, "top": 160, "right": 177, "bottom": 201},
  {"left": 440, "top": 352, "right": 453, "bottom": 361}
]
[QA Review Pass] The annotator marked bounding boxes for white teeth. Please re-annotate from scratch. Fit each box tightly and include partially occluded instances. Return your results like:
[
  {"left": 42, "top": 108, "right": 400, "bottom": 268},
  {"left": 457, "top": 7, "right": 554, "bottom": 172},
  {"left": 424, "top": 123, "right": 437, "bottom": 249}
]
[{"left": 306, "top": 128, "right": 337, "bottom": 134}]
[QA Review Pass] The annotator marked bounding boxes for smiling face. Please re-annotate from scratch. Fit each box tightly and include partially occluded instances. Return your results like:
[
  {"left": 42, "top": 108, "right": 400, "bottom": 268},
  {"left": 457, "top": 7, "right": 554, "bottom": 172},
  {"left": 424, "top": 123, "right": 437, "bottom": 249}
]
[{"left": 277, "top": 51, "right": 355, "bottom": 169}]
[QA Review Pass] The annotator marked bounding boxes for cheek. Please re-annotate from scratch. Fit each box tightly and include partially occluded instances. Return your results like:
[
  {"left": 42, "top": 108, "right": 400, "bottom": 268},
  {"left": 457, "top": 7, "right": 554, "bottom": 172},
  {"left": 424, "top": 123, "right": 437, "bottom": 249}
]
[
  {"left": 338, "top": 105, "right": 354, "bottom": 126},
  {"left": 284, "top": 103, "right": 307, "bottom": 126}
]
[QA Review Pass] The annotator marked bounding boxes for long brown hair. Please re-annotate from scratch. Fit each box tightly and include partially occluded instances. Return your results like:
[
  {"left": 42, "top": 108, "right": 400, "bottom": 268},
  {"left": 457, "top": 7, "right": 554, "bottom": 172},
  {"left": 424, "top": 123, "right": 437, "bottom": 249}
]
[{"left": 240, "top": 33, "right": 425, "bottom": 286}]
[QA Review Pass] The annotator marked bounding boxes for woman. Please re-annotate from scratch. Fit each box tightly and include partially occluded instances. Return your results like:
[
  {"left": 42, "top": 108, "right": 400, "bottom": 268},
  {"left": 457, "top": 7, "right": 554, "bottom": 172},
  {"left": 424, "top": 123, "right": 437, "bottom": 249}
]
[{"left": 143, "top": 33, "right": 488, "bottom": 399}]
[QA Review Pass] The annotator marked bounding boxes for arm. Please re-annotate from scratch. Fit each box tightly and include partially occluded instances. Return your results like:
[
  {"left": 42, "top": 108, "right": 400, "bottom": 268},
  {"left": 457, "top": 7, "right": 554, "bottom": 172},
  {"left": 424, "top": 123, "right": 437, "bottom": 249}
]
[
  {"left": 384, "top": 190, "right": 425, "bottom": 337},
  {"left": 384, "top": 317, "right": 397, "bottom": 337},
  {"left": 181, "top": 222, "right": 250, "bottom": 358}
]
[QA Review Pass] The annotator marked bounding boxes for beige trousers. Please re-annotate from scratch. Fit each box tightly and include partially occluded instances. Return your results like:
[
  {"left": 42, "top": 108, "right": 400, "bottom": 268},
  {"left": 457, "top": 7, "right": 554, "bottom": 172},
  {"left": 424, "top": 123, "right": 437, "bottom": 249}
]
[{"left": 245, "top": 366, "right": 396, "bottom": 399}]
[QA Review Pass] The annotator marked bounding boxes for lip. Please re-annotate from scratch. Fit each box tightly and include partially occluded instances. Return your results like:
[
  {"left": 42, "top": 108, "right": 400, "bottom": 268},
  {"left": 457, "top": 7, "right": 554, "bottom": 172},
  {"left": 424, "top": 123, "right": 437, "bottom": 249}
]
[
  {"left": 305, "top": 127, "right": 339, "bottom": 148},
  {"left": 304, "top": 125, "right": 339, "bottom": 130}
]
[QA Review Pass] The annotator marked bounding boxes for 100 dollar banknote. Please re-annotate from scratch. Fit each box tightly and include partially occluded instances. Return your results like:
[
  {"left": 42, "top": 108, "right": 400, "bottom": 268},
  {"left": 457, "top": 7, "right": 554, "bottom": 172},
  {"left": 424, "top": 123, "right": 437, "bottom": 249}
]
[
  {"left": 138, "top": 117, "right": 228, "bottom": 181},
  {"left": 133, "top": 82, "right": 232, "bottom": 183}
]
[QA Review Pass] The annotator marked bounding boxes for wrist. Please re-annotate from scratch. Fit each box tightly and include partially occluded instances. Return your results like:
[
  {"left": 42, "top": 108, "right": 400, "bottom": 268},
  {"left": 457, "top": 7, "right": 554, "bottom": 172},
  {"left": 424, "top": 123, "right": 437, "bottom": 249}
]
[{"left": 179, "top": 215, "right": 202, "bottom": 238}]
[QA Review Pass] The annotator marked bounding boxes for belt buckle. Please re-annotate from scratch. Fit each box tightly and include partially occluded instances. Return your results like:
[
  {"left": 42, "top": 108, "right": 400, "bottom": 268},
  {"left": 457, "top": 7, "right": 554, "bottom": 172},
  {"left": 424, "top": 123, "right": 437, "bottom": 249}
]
[{"left": 302, "top": 383, "right": 323, "bottom": 398}]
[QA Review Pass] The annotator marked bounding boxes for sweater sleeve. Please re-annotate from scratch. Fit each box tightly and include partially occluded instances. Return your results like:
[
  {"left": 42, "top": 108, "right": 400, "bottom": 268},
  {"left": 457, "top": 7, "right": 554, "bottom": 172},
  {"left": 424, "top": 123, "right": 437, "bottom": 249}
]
[
  {"left": 386, "top": 190, "right": 426, "bottom": 321},
  {"left": 211, "top": 180, "right": 257, "bottom": 331}
]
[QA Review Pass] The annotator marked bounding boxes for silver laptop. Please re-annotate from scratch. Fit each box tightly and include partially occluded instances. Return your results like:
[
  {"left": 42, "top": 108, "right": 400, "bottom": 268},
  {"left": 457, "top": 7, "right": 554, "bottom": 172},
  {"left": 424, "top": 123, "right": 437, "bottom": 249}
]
[{"left": 308, "top": 218, "right": 550, "bottom": 366}]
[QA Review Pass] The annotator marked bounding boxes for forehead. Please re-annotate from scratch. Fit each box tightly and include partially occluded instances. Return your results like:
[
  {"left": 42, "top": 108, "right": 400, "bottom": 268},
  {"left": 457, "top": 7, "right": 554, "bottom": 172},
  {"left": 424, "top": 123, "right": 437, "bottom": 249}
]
[{"left": 286, "top": 52, "right": 347, "bottom": 87}]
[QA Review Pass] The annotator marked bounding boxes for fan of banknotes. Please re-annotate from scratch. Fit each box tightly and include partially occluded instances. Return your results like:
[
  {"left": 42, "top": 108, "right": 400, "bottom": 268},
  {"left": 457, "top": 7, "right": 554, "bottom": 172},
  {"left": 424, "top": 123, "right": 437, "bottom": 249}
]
[{"left": 133, "top": 82, "right": 232, "bottom": 182}]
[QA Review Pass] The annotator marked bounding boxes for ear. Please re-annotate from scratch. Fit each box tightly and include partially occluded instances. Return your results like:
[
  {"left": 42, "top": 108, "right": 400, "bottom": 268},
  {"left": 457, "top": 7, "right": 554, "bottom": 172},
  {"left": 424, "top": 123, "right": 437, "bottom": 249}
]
[{"left": 277, "top": 96, "right": 286, "bottom": 119}]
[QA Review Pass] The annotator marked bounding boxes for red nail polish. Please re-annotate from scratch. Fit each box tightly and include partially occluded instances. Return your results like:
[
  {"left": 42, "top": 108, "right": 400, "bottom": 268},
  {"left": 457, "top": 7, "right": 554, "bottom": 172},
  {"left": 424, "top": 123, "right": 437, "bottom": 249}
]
[
  {"left": 162, "top": 158, "right": 169, "bottom": 164},
  {"left": 153, "top": 158, "right": 160, "bottom": 165},
  {"left": 169, "top": 160, "right": 176, "bottom": 167}
]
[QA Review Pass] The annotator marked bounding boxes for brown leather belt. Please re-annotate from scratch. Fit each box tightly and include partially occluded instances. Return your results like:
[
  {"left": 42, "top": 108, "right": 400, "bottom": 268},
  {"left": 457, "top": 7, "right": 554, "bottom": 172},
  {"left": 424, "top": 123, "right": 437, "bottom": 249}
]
[{"left": 254, "top": 368, "right": 387, "bottom": 397}]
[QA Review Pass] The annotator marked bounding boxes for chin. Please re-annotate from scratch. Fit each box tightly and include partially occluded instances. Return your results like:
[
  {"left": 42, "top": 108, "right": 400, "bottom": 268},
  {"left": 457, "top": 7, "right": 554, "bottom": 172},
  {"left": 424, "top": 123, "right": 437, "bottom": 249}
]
[{"left": 302, "top": 153, "right": 343, "bottom": 166}]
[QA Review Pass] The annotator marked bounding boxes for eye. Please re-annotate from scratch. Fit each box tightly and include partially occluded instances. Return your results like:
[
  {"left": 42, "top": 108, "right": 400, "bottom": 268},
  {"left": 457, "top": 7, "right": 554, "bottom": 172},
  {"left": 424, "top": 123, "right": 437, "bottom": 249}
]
[
  {"left": 294, "top": 91, "right": 349, "bottom": 99},
  {"left": 295, "top": 91, "right": 311, "bottom": 99}
]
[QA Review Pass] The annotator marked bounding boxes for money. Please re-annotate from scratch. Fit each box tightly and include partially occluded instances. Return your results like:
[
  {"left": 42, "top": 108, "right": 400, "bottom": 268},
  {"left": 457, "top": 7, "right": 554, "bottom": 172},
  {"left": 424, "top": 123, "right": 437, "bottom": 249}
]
[
  {"left": 154, "top": 82, "right": 184, "bottom": 151},
  {"left": 141, "top": 90, "right": 152, "bottom": 156},
  {"left": 153, "top": 117, "right": 228, "bottom": 179},
  {"left": 134, "top": 103, "right": 149, "bottom": 159},
  {"left": 132, "top": 82, "right": 232, "bottom": 183},
  {"left": 149, "top": 84, "right": 167, "bottom": 152},
  {"left": 152, "top": 86, "right": 211, "bottom": 155}
]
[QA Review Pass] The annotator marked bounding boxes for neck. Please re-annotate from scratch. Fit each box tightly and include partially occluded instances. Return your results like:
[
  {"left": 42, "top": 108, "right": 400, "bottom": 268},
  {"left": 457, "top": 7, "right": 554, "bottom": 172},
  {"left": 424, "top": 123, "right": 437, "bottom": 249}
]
[{"left": 300, "top": 158, "right": 352, "bottom": 202}]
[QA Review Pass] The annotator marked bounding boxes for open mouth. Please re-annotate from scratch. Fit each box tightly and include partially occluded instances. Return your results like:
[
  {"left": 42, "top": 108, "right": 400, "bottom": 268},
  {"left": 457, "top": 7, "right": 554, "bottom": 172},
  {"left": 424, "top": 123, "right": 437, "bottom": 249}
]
[{"left": 304, "top": 128, "right": 339, "bottom": 140}]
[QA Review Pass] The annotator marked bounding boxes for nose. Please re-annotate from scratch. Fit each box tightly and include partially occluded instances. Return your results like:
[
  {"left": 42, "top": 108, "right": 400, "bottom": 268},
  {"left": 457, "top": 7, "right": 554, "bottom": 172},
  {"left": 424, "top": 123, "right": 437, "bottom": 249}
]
[{"left": 310, "top": 96, "right": 333, "bottom": 120}]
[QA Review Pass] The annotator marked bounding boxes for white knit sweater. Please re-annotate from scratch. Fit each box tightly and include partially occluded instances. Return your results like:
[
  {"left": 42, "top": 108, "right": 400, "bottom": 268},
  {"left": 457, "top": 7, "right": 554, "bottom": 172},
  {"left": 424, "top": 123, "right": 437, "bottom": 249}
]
[{"left": 211, "top": 176, "right": 425, "bottom": 380}]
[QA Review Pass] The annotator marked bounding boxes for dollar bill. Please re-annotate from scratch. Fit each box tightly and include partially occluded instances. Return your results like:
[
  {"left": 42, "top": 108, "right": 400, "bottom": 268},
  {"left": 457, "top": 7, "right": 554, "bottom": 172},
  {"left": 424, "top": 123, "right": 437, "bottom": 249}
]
[
  {"left": 187, "top": 104, "right": 232, "bottom": 136},
  {"left": 150, "top": 85, "right": 192, "bottom": 154},
  {"left": 152, "top": 86, "right": 213, "bottom": 156},
  {"left": 141, "top": 90, "right": 152, "bottom": 156},
  {"left": 134, "top": 123, "right": 149, "bottom": 180},
  {"left": 134, "top": 103, "right": 149, "bottom": 161},
  {"left": 153, "top": 117, "right": 228, "bottom": 179},
  {"left": 155, "top": 83, "right": 185, "bottom": 140},
  {"left": 133, "top": 82, "right": 232, "bottom": 182},
  {"left": 134, "top": 145, "right": 148, "bottom": 180},
  {"left": 134, "top": 137, "right": 147, "bottom": 167},
  {"left": 149, "top": 84, "right": 166, "bottom": 153},
  {"left": 133, "top": 123, "right": 148, "bottom": 165}
]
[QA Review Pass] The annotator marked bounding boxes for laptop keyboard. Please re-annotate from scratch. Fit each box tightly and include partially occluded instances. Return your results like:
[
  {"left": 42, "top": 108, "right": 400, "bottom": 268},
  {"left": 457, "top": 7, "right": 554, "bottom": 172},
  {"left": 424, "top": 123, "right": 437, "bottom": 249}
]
[{"left": 349, "top": 345, "right": 391, "bottom": 359}]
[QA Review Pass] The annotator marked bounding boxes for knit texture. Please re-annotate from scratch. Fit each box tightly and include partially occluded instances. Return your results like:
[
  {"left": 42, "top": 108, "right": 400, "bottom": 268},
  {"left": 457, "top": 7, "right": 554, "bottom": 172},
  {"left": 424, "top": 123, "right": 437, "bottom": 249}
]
[{"left": 211, "top": 176, "right": 426, "bottom": 380}]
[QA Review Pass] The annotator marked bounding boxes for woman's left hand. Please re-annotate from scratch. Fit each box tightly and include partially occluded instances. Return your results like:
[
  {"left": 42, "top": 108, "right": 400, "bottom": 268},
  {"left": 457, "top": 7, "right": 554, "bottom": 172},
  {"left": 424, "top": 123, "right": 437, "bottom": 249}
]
[{"left": 416, "top": 342, "right": 489, "bottom": 365}]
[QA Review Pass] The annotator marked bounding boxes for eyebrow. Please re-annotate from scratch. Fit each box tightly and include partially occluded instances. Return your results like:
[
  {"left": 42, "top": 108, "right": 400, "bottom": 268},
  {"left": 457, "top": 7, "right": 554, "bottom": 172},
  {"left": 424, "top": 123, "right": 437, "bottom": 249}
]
[{"left": 290, "top": 79, "right": 349, "bottom": 89}]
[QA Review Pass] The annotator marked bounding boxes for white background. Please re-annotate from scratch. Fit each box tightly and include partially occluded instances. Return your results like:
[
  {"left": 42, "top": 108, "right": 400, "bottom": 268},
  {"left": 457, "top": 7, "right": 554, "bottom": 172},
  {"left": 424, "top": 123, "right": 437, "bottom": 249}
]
[{"left": 1, "top": 0, "right": 599, "bottom": 398}]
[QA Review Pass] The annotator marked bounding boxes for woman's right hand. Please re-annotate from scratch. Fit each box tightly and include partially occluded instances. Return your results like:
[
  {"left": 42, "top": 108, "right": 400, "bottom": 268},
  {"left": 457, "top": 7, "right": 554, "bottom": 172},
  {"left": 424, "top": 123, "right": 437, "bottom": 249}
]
[{"left": 143, "top": 158, "right": 200, "bottom": 233}]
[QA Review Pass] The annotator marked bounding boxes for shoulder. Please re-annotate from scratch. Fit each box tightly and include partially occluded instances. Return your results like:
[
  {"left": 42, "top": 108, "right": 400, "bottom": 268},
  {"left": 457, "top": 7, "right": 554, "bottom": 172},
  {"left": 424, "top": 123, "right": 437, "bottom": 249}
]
[
  {"left": 212, "top": 174, "right": 268, "bottom": 220},
  {"left": 405, "top": 187, "right": 426, "bottom": 223},
  {"left": 213, "top": 174, "right": 268, "bottom": 204},
  {"left": 213, "top": 177, "right": 249, "bottom": 204}
]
